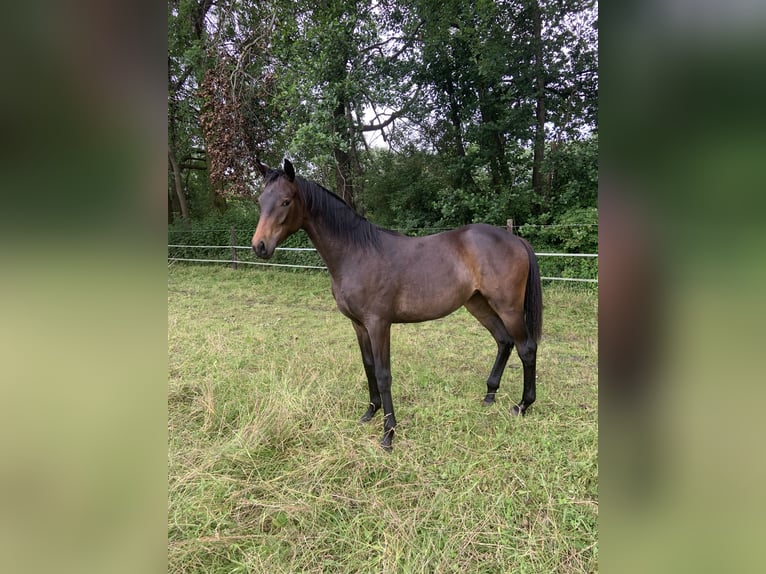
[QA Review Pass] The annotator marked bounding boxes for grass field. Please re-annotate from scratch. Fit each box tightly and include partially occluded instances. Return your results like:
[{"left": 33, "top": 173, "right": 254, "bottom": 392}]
[{"left": 168, "top": 264, "right": 598, "bottom": 573}]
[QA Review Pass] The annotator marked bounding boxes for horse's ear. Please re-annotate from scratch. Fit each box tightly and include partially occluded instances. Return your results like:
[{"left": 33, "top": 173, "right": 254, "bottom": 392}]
[
  {"left": 283, "top": 158, "right": 295, "bottom": 182},
  {"left": 255, "top": 158, "right": 269, "bottom": 177}
]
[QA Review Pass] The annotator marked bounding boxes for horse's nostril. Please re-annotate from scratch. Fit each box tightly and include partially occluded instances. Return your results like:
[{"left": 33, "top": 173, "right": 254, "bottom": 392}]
[{"left": 253, "top": 240, "right": 268, "bottom": 258}]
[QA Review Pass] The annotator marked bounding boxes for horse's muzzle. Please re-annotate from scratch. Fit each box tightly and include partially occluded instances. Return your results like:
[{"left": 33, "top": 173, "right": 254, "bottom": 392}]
[{"left": 252, "top": 240, "right": 271, "bottom": 259}]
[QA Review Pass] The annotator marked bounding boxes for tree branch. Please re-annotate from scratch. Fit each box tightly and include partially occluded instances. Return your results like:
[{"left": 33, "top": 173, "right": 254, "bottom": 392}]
[
  {"left": 358, "top": 86, "right": 422, "bottom": 132},
  {"left": 359, "top": 21, "right": 425, "bottom": 56},
  {"left": 544, "top": 86, "right": 575, "bottom": 98},
  {"left": 170, "top": 60, "right": 195, "bottom": 94}
]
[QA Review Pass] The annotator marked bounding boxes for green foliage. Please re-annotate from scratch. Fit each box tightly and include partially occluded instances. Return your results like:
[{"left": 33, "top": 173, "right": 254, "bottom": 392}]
[
  {"left": 168, "top": 198, "right": 259, "bottom": 247},
  {"left": 545, "top": 135, "right": 599, "bottom": 213},
  {"left": 554, "top": 206, "right": 599, "bottom": 254},
  {"left": 362, "top": 149, "right": 446, "bottom": 230},
  {"left": 432, "top": 185, "right": 508, "bottom": 228},
  {"left": 169, "top": 204, "right": 253, "bottom": 262},
  {"left": 520, "top": 206, "right": 598, "bottom": 281},
  {"left": 363, "top": 145, "right": 540, "bottom": 232}
]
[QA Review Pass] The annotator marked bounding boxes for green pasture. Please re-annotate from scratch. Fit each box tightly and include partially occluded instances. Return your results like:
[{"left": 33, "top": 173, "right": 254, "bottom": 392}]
[{"left": 168, "top": 265, "right": 598, "bottom": 573}]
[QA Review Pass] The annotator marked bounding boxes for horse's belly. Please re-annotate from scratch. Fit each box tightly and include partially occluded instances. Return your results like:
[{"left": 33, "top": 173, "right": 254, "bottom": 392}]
[
  {"left": 330, "top": 257, "right": 474, "bottom": 324},
  {"left": 392, "top": 280, "right": 472, "bottom": 323}
]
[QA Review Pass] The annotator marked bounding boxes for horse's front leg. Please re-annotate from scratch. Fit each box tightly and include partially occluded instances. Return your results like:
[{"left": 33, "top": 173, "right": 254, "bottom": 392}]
[
  {"left": 352, "top": 320, "right": 380, "bottom": 422},
  {"left": 366, "top": 319, "right": 396, "bottom": 449}
]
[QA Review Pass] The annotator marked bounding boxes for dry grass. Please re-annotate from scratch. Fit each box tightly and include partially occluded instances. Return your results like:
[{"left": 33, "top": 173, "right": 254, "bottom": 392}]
[{"left": 168, "top": 264, "right": 598, "bottom": 573}]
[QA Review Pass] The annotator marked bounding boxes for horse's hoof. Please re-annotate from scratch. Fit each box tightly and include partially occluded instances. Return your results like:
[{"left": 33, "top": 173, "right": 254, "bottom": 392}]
[
  {"left": 359, "top": 407, "right": 377, "bottom": 423},
  {"left": 380, "top": 430, "right": 394, "bottom": 450},
  {"left": 510, "top": 404, "right": 524, "bottom": 416},
  {"left": 482, "top": 397, "right": 496, "bottom": 406}
]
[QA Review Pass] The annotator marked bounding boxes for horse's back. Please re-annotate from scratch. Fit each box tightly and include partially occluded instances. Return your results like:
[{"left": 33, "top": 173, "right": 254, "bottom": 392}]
[{"left": 390, "top": 223, "right": 528, "bottom": 287}]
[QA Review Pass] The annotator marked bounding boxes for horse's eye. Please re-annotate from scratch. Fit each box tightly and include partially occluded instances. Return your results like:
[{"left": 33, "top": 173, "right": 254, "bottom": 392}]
[{"left": 282, "top": 199, "right": 291, "bottom": 207}]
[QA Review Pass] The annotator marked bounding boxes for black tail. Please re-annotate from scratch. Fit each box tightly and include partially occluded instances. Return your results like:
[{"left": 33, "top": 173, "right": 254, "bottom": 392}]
[{"left": 520, "top": 237, "right": 543, "bottom": 343}]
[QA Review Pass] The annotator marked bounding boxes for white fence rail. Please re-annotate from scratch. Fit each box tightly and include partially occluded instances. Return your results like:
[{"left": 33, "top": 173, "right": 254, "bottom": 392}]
[{"left": 168, "top": 244, "right": 598, "bottom": 284}]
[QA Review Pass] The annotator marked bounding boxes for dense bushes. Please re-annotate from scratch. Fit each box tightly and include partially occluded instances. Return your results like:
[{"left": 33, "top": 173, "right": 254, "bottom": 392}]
[{"left": 519, "top": 207, "right": 598, "bottom": 281}]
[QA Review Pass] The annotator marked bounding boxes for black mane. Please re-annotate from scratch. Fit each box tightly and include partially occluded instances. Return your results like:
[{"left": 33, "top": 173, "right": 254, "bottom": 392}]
[{"left": 299, "top": 177, "right": 390, "bottom": 249}]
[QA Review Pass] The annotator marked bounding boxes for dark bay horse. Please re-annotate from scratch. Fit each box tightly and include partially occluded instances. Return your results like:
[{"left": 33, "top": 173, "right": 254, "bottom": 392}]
[{"left": 252, "top": 159, "right": 542, "bottom": 449}]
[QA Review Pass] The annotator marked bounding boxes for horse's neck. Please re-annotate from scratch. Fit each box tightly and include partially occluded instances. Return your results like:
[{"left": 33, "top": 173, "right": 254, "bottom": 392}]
[
  {"left": 297, "top": 182, "right": 385, "bottom": 275},
  {"left": 303, "top": 216, "right": 366, "bottom": 277}
]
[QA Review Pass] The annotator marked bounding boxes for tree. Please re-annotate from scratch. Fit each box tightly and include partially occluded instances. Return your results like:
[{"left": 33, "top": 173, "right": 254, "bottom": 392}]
[
  {"left": 276, "top": 0, "right": 423, "bottom": 209},
  {"left": 167, "top": 0, "right": 598, "bottom": 232},
  {"left": 409, "top": 0, "right": 597, "bottom": 211},
  {"left": 527, "top": 0, "right": 598, "bottom": 211},
  {"left": 168, "top": 0, "right": 217, "bottom": 220}
]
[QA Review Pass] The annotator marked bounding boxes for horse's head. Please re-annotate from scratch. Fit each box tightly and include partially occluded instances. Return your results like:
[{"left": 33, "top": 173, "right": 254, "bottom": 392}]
[{"left": 252, "top": 158, "right": 305, "bottom": 259}]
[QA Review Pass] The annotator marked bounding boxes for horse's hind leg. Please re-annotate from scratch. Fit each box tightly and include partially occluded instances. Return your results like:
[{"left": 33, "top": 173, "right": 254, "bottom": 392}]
[
  {"left": 497, "top": 308, "right": 537, "bottom": 415},
  {"left": 479, "top": 301, "right": 537, "bottom": 416},
  {"left": 352, "top": 320, "right": 380, "bottom": 423},
  {"left": 465, "top": 294, "right": 513, "bottom": 405},
  {"left": 511, "top": 335, "right": 537, "bottom": 415}
]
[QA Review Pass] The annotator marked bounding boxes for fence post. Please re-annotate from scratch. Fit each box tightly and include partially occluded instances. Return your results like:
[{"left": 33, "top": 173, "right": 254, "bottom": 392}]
[
  {"left": 507, "top": 218, "right": 513, "bottom": 234},
  {"left": 230, "top": 226, "right": 238, "bottom": 269}
]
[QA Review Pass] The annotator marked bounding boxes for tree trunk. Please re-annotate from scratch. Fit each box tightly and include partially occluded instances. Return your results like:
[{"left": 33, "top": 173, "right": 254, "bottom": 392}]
[
  {"left": 168, "top": 146, "right": 190, "bottom": 221},
  {"left": 445, "top": 76, "right": 477, "bottom": 192},
  {"left": 531, "top": 0, "right": 547, "bottom": 212},
  {"left": 333, "top": 99, "right": 356, "bottom": 208},
  {"left": 446, "top": 76, "right": 466, "bottom": 159},
  {"left": 478, "top": 84, "right": 509, "bottom": 192},
  {"left": 347, "top": 103, "right": 365, "bottom": 214},
  {"left": 168, "top": 191, "right": 176, "bottom": 224}
]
